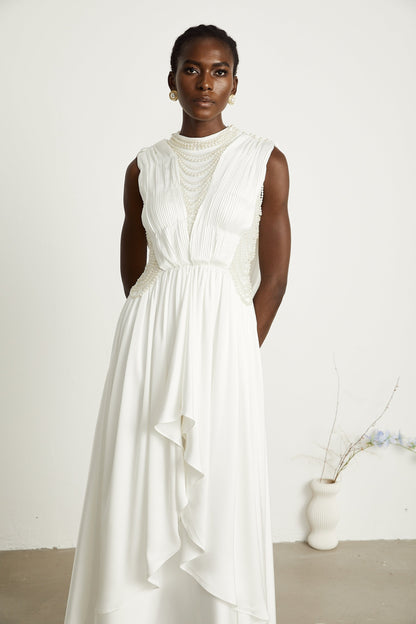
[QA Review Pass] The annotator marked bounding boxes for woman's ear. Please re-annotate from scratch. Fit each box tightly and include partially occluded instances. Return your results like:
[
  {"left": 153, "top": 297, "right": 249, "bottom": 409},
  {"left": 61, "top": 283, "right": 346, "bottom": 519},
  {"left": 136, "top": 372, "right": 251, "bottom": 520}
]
[
  {"left": 167, "top": 71, "right": 176, "bottom": 91},
  {"left": 232, "top": 75, "right": 238, "bottom": 96}
]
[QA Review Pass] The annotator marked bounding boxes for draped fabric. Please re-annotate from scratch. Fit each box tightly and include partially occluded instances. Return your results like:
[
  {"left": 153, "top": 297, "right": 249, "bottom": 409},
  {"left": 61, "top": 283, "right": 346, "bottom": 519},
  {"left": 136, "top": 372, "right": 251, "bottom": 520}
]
[{"left": 64, "top": 126, "right": 277, "bottom": 624}]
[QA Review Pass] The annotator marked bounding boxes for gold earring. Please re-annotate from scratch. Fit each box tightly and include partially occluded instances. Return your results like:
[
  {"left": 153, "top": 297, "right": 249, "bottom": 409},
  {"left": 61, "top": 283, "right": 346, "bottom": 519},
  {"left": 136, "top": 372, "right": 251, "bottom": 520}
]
[
  {"left": 228, "top": 94, "right": 235, "bottom": 105},
  {"left": 169, "top": 89, "right": 178, "bottom": 101}
]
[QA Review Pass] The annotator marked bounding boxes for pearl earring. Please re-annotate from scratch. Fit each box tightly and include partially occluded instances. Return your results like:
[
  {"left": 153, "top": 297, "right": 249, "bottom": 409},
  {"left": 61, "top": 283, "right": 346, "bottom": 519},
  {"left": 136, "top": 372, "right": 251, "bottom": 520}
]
[
  {"left": 228, "top": 94, "right": 235, "bottom": 105},
  {"left": 169, "top": 90, "right": 178, "bottom": 101}
]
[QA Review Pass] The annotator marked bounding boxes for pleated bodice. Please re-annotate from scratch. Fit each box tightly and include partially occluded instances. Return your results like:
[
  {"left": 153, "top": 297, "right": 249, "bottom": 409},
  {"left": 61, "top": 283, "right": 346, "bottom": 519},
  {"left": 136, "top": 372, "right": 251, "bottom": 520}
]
[{"left": 130, "top": 125, "right": 274, "bottom": 305}]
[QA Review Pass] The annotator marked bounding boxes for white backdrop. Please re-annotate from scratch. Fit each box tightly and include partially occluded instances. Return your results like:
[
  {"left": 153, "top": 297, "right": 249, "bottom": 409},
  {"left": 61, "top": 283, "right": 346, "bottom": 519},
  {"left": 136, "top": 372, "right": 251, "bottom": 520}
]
[{"left": 1, "top": 0, "right": 415, "bottom": 549}]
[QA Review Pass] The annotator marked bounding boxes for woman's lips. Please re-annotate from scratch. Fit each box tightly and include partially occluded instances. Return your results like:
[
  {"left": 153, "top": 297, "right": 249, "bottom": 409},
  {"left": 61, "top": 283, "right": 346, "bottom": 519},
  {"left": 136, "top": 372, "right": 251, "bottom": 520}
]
[
  {"left": 194, "top": 100, "right": 214, "bottom": 106},
  {"left": 194, "top": 99, "right": 214, "bottom": 106}
]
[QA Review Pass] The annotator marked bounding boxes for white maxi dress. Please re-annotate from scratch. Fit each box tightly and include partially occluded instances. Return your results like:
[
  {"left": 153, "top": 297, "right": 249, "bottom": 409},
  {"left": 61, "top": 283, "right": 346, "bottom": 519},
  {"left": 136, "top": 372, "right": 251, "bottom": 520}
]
[{"left": 64, "top": 124, "right": 277, "bottom": 624}]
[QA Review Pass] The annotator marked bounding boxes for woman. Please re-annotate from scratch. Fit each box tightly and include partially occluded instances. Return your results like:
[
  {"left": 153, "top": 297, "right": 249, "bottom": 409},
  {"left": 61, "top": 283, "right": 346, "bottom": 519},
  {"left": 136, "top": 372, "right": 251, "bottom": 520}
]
[{"left": 64, "top": 23, "right": 290, "bottom": 624}]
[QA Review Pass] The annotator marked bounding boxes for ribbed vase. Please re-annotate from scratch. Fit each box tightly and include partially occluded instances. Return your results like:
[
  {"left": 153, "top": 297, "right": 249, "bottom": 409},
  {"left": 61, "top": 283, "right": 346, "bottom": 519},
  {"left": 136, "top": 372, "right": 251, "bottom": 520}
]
[{"left": 306, "top": 478, "right": 341, "bottom": 550}]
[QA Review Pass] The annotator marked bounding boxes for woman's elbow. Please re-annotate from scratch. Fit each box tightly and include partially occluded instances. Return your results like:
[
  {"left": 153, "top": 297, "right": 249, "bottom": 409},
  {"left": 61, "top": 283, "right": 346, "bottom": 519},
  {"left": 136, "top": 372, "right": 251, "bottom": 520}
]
[{"left": 260, "top": 276, "right": 287, "bottom": 301}]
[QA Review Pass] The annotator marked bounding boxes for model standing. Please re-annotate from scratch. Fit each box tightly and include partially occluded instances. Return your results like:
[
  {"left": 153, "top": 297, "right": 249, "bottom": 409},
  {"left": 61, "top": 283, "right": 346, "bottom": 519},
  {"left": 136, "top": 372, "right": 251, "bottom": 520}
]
[{"left": 64, "top": 23, "right": 290, "bottom": 624}]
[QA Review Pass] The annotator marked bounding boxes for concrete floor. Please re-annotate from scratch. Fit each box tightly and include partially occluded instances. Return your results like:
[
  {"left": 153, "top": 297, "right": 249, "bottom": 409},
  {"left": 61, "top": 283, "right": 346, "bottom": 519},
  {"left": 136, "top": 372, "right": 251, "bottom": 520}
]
[
  {"left": 275, "top": 540, "right": 416, "bottom": 624},
  {"left": 0, "top": 540, "right": 415, "bottom": 623}
]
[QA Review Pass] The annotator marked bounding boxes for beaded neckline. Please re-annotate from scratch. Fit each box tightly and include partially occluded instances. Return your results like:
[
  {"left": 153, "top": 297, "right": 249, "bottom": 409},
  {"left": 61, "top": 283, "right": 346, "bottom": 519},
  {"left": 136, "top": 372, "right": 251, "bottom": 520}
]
[
  {"left": 165, "top": 124, "right": 241, "bottom": 237},
  {"left": 169, "top": 125, "right": 238, "bottom": 150}
]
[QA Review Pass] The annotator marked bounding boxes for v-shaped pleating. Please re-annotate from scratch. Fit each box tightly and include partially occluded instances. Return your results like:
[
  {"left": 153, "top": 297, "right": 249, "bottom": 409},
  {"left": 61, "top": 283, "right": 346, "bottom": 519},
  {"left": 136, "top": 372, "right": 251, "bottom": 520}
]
[
  {"left": 164, "top": 129, "right": 244, "bottom": 246},
  {"left": 138, "top": 133, "right": 274, "bottom": 277}
]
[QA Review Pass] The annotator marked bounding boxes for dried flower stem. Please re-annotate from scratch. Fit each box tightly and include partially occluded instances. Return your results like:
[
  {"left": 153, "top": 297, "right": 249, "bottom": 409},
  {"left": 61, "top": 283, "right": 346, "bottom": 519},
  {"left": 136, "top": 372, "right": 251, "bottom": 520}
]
[
  {"left": 332, "top": 377, "right": 400, "bottom": 482},
  {"left": 393, "top": 443, "right": 416, "bottom": 454},
  {"left": 320, "top": 354, "right": 340, "bottom": 482}
]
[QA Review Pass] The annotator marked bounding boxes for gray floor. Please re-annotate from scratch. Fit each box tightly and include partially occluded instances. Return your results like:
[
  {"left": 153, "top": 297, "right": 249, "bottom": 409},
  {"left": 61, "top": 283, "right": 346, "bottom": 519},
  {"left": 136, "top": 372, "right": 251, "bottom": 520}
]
[
  {"left": 0, "top": 540, "right": 415, "bottom": 623},
  {"left": 275, "top": 540, "right": 416, "bottom": 624}
]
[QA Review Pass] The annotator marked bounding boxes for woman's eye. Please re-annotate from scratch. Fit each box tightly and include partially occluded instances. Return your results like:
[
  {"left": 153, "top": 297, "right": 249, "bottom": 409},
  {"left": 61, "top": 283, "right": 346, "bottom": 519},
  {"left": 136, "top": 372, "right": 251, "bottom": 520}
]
[{"left": 184, "top": 67, "right": 227, "bottom": 76}]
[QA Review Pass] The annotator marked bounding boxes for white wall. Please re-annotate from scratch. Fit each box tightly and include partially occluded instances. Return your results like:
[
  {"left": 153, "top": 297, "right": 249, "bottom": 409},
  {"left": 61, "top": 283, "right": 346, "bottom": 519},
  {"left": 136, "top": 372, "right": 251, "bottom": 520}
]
[{"left": 0, "top": 0, "right": 415, "bottom": 549}]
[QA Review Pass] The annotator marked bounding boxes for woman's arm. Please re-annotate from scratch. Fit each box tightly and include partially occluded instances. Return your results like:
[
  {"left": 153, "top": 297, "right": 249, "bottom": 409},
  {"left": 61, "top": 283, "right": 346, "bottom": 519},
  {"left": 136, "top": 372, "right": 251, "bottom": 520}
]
[
  {"left": 253, "top": 147, "right": 291, "bottom": 347},
  {"left": 120, "top": 158, "right": 148, "bottom": 298}
]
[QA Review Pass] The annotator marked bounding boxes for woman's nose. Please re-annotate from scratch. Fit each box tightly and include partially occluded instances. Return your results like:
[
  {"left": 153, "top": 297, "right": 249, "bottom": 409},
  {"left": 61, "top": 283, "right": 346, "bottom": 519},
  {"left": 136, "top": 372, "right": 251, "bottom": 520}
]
[{"left": 197, "top": 71, "right": 213, "bottom": 90}]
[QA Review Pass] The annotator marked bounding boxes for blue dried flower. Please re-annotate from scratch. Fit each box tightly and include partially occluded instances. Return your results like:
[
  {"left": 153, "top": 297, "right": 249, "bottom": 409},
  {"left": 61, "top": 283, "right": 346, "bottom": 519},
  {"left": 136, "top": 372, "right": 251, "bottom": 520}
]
[{"left": 369, "top": 429, "right": 391, "bottom": 447}]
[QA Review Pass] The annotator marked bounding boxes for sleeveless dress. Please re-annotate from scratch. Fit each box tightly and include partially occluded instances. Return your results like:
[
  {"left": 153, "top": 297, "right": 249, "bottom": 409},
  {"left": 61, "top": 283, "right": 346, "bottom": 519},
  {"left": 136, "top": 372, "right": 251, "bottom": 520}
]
[{"left": 64, "top": 125, "right": 277, "bottom": 624}]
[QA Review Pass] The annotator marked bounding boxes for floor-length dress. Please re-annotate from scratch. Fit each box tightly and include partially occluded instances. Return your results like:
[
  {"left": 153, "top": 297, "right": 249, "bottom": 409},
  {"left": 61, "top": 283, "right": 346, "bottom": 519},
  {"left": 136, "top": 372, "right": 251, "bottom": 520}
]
[{"left": 64, "top": 124, "right": 277, "bottom": 624}]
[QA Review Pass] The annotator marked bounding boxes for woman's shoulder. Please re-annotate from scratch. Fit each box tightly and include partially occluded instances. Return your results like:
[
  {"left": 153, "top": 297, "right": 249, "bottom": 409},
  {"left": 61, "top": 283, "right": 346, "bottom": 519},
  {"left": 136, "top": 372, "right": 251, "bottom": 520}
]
[
  {"left": 135, "top": 137, "right": 166, "bottom": 157},
  {"left": 233, "top": 126, "right": 286, "bottom": 171},
  {"left": 233, "top": 125, "right": 275, "bottom": 147},
  {"left": 125, "top": 138, "right": 161, "bottom": 177},
  {"left": 237, "top": 126, "right": 287, "bottom": 164},
  {"left": 132, "top": 138, "right": 168, "bottom": 173}
]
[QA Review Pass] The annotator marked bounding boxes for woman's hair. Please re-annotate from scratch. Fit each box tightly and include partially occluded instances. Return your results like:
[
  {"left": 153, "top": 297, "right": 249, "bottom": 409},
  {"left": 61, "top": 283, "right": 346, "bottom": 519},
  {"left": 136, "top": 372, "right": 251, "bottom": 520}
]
[{"left": 170, "top": 24, "right": 239, "bottom": 77}]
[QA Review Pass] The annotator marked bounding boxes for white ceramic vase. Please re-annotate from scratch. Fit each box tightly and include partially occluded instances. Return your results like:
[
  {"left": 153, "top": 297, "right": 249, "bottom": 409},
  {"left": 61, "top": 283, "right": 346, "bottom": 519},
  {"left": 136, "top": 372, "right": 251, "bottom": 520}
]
[{"left": 306, "top": 477, "right": 341, "bottom": 550}]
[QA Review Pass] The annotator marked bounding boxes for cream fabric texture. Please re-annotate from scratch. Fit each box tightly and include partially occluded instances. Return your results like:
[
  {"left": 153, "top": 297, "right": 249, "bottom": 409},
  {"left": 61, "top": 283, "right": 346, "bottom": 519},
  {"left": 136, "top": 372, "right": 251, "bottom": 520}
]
[{"left": 64, "top": 125, "right": 277, "bottom": 624}]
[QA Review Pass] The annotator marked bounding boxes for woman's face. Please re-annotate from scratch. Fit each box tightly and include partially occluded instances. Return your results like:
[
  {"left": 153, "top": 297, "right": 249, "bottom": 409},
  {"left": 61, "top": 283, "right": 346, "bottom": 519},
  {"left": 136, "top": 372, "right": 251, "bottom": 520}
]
[{"left": 168, "top": 36, "right": 238, "bottom": 122}]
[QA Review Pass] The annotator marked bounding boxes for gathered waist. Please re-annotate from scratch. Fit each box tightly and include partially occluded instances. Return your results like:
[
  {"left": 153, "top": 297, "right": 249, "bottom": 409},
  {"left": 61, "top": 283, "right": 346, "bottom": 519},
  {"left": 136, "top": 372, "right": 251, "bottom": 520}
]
[
  {"left": 128, "top": 259, "right": 255, "bottom": 308},
  {"left": 129, "top": 261, "right": 231, "bottom": 299},
  {"left": 159, "top": 262, "right": 231, "bottom": 278}
]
